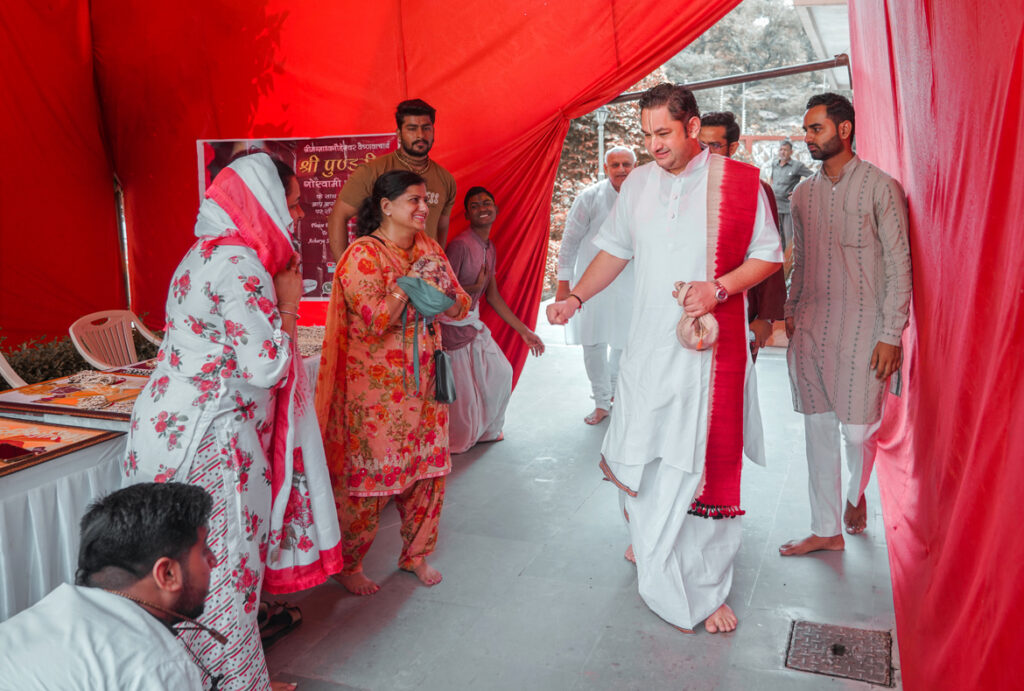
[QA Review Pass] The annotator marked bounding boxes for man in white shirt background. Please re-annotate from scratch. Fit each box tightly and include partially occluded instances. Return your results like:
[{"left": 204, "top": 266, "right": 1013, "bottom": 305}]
[{"left": 555, "top": 145, "right": 636, "bottom": 425}]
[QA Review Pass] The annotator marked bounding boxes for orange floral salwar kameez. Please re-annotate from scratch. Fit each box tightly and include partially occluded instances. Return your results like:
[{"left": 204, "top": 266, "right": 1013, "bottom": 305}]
[{"left": 316, "top": 232, "right": 470, "bottom": 574}]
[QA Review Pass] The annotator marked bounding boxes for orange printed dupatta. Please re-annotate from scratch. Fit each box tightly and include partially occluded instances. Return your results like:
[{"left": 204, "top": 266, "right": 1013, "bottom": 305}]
[{"left": 689, "top": 155, "right": 761, "bottom": 519}]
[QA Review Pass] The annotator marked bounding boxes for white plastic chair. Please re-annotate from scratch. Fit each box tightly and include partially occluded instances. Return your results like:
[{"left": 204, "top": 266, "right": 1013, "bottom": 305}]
[
  {"left": 68, "top": 310, "right": 162, "bottom": 370},
  {"left": 0, "top": 350, "right": 27, "bottom": 389}
]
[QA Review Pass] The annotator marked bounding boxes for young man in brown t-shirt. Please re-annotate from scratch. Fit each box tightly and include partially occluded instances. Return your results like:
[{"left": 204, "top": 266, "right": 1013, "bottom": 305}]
[{"left": 327, "top": 99, "right": 457, "bottom": 260}]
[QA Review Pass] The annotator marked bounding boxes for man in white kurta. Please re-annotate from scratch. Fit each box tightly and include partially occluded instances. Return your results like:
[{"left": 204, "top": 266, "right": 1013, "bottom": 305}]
[
  {"left": 548, "top": 84, "right": 781, "bottom": 633},
  {"left": 556, "top": 147, "right": 636, "bottom": 424}
]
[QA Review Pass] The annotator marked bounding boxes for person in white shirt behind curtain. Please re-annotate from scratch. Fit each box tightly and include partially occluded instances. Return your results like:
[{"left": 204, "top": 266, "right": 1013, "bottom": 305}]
[{"left": 555, "top": 146, "right": 636, "bottom": 425}]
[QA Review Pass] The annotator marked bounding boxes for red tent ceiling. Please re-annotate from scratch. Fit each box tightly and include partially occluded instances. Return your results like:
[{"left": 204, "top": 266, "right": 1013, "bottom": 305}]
[
  {"left": 83, "top": 0, "right": 741, "bottom": 383},
  {"left": 0, "top": 1, "right": 125, "bottom": 346}
]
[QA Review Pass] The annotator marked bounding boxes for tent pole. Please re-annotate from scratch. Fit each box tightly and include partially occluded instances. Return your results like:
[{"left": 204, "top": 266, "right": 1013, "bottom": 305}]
[
  {"left": 607, "top": 54, "right": 851, "bottom": 104},
  {"left": 113, "top": 176, "right": 132, "bottom": 309}
]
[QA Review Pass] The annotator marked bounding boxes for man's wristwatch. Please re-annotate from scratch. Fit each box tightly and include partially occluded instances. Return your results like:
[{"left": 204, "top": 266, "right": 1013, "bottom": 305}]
[{"left": 713, "top": 280, "right": 728, "bottom": 303}]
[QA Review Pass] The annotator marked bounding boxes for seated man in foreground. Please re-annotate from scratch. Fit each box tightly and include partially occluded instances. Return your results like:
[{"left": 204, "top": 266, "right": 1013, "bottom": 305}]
[
  {"left": 0, "top": 482, "right": 217, "bottom": 690},
  {"left": 441, "top": 186, "right": 544, "bottom": 453}
]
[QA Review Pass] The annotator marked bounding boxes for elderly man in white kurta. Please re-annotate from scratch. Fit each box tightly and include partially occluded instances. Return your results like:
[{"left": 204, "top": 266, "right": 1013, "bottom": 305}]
[
  {"left": 548, "top": 84, "right": 781, "bottom": 634},
  {"left": 556, "top": 146, "right": 636, "bottom": 425},
  {"left": 780, "top": 94, "right": 912, "bottom": 556}
]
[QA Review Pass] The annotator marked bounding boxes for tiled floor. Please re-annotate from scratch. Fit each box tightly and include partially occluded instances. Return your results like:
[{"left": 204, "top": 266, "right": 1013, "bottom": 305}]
[{"left": 267, "top": 309, "right": 900, "bottom": 690}]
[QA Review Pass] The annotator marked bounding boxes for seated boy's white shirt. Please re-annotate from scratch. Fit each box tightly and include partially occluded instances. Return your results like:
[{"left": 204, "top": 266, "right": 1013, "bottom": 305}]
[{"left": 0, "top": 583, "right": 204, "bottom": 690}]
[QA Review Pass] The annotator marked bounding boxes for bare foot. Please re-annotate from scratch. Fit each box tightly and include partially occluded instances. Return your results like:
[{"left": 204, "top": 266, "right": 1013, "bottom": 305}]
[
  {"left": 332, "top": 571, "right": 380, "bottom": 595},
  {"left": 844, "top": 497, "right": 867, "bottom": 534},
  {"left": 406, "top": 560, "right": 443, "bottom": 587},
  {"left": 779, "top": 534, "right": 845, "bottom": 556},
  {"left": 270, "top": 682, "right": 297, "bottom": 691},
  {"left": 624, "top": 544, "right": 636, "bottom": 565},
  {"left": 584, "top": 408, "right": 610, "bottom": 425},
  {"left": 479, "top": 433, "right": 504, "bottom": 444},
  {"left": 704, "top": 604, "right": 737, "bottom": 633}
]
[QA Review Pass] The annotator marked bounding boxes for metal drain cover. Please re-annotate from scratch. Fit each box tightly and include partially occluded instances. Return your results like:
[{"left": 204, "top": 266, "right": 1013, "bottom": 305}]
[{"left": 785, "top": 620, "right": 893, "bottom": 686}]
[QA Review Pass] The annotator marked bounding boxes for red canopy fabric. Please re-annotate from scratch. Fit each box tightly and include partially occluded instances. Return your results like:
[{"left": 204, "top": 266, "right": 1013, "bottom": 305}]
[
  {"left": 84, "top": 0, "right": 741, "bottom": 384},
  {"left": 849, "top": 2, "right": 1024, "bottom": 688},
  {"left": 0, "top": 1, "right": 125, "bottom": 346}
]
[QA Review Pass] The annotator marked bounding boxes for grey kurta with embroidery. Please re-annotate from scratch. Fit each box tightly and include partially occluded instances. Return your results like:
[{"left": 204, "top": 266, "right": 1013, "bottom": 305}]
[{"left": 784, "top": 156, "right": 912, "bottom": 424}]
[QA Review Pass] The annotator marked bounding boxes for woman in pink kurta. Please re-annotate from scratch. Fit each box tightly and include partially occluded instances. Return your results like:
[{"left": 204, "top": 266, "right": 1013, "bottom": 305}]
[{"left": 316, "top": 170, "right": 470, "bottom": 595}]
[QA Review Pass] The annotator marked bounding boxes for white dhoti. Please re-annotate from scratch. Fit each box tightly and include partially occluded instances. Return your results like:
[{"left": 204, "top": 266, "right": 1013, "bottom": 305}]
[
  {"left": 444, "top": 309, "right": 513, "bottom": 454},
  {"left": 619, "top": 460, "right": 742, "bottom": 630}
]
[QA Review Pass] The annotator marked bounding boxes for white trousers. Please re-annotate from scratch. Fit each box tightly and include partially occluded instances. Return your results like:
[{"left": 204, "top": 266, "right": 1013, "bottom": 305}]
[
  {"left": 803, "top": 411, "right": 881, "bottom": 537},
  {"left": 447, "top": 326, "right": 513, "bottom": 454},
  {"left": 582, "top": 343, "right": 622, "bottom": 410},
  {"left": 619, "top": 460, "right": 741, "bottom": 630}
]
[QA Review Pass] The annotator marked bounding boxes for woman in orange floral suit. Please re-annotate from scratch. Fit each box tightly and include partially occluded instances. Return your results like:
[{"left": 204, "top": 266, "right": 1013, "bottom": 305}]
[{"left": 316, "top": 170, "right": 470, "bottom": 595}]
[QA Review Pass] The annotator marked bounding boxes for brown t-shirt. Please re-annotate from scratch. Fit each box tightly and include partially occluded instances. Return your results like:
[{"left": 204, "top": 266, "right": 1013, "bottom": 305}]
[{"left": 337, "top": 151, "right": 457, "bottom": 242}]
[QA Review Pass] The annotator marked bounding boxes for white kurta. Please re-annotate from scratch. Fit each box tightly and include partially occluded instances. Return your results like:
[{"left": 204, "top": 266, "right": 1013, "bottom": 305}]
[
  {"left": 594, "top": 151, "right": 782, "bottom": 630},
  {"left": 558, "top": 179, "right": 634, "bottom": 348},
  {"left": 0, "top": 584, "right": 204, "bottom": 690},
  {"left": 595, "top": 151, "right": 782, "bottom": 488}
]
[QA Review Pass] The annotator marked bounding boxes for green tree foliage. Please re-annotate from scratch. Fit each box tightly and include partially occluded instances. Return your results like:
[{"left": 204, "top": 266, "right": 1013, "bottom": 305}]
[{"left": 665, "top": 0, "right": 851, "bottom": 135}]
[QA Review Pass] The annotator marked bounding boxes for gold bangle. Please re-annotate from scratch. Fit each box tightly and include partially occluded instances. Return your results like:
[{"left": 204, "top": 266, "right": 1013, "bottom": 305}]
[
  {"left": 278, "top": 309, "right": 298, "bottom": 318},
  {"left": 390, "top": 291, "right": 409, "bottom": 304}
]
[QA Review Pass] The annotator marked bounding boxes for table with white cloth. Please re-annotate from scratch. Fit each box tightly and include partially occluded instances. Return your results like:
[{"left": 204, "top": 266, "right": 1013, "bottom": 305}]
[
  {"left": 0, "top": 432, "right": 126, "bottom": 622},
  {"left": 0, "top": 338, "right": 324, "bottom": 623}
]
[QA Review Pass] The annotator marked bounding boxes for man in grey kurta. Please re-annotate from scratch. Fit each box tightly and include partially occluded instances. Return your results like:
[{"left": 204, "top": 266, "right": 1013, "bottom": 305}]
[
  {"left": 780, "top": 93, "right": 912, "bottom": 557},
  {"left": 769, "top": 140, "right": 814, "bottom": 254}
]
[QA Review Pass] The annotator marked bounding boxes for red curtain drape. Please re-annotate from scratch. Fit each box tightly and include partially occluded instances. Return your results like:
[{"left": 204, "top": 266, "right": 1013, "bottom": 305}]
[
  {"left": 86, "top": 0, "right": 741, "bottom": 383},
  {"left": 0, "top": 0, "right": 125, "bottom": 346},
  {"left": 849, "top": 2, "right": 1024, "bottom": 688}
]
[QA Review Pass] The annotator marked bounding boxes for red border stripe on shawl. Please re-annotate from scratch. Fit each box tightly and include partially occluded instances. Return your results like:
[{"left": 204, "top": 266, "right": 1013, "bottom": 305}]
[{"left": 691, "top": 155, "right": 759, "bottom": 518}]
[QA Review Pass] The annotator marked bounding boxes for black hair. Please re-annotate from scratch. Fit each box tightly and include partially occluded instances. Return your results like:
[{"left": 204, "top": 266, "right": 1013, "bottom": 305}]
[
  {"left": 75, "top": 482, "right": 213, "bottom": 587},
  {"left": 700, "top": 111, "right": 740, "bottom": 145},
  {"left": 463, "top": 186, "right": 496, "bottom": 211},
  {"left": 806, "top": 92, "right": 856, "bottom": 137},
  {"left": 638, "top": 83, "right": 700, "bottom": 124},
  {"left": 779, "top": 140, "right": 794, "bottom": 150},
  {"left": 395, "top": 99, "right": 437, "bottom": 128},
  {"left": 225, "top": 150, "right": 296, "bottom": 187},
  {"left": 272, "top": 158, "right": 297, "bottom": 187},
  {"left": 354, "top": 170, "right": 427, "bottom": 237}
]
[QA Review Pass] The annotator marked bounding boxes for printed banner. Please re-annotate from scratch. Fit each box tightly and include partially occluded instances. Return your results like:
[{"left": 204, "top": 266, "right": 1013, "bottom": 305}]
[{"left": 197, "top": 134, "right": 397, "bottom": 302}]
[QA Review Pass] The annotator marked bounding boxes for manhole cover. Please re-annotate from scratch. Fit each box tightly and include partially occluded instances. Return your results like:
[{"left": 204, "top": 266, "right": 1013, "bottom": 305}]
[{"left": 785, "top": 620, "right": 893, "bottom": 686}]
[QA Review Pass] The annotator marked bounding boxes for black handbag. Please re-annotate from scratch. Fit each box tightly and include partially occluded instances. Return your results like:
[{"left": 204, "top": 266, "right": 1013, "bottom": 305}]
[{"left": 426, "top": 322, "right": 457, "bottom": 403}]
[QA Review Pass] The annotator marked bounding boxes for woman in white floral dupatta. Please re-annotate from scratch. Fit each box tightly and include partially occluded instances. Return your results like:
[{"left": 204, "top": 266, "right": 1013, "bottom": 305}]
[{"left": 125, "top": 153, "right": 342, "bottom": 691}]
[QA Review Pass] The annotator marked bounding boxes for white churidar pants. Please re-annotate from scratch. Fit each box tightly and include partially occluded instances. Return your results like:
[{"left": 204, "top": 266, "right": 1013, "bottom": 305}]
[
  {"left": 620, "top": 459, "right": 741, "bottom": 630},
  {"left": 447, "top": 325, "right": 513, "bottom": 454},
  {"left": 582, "top": 343, "right": 622, "bottom": 410},
  {"left": 803, "top": 411, "right": 881, "bottom": 537}
]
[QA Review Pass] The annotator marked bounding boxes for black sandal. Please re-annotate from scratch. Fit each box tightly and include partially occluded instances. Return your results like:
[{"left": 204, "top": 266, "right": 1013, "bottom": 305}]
[{"left": 260, "top": 601, "right": 302, "bottom": 648}]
